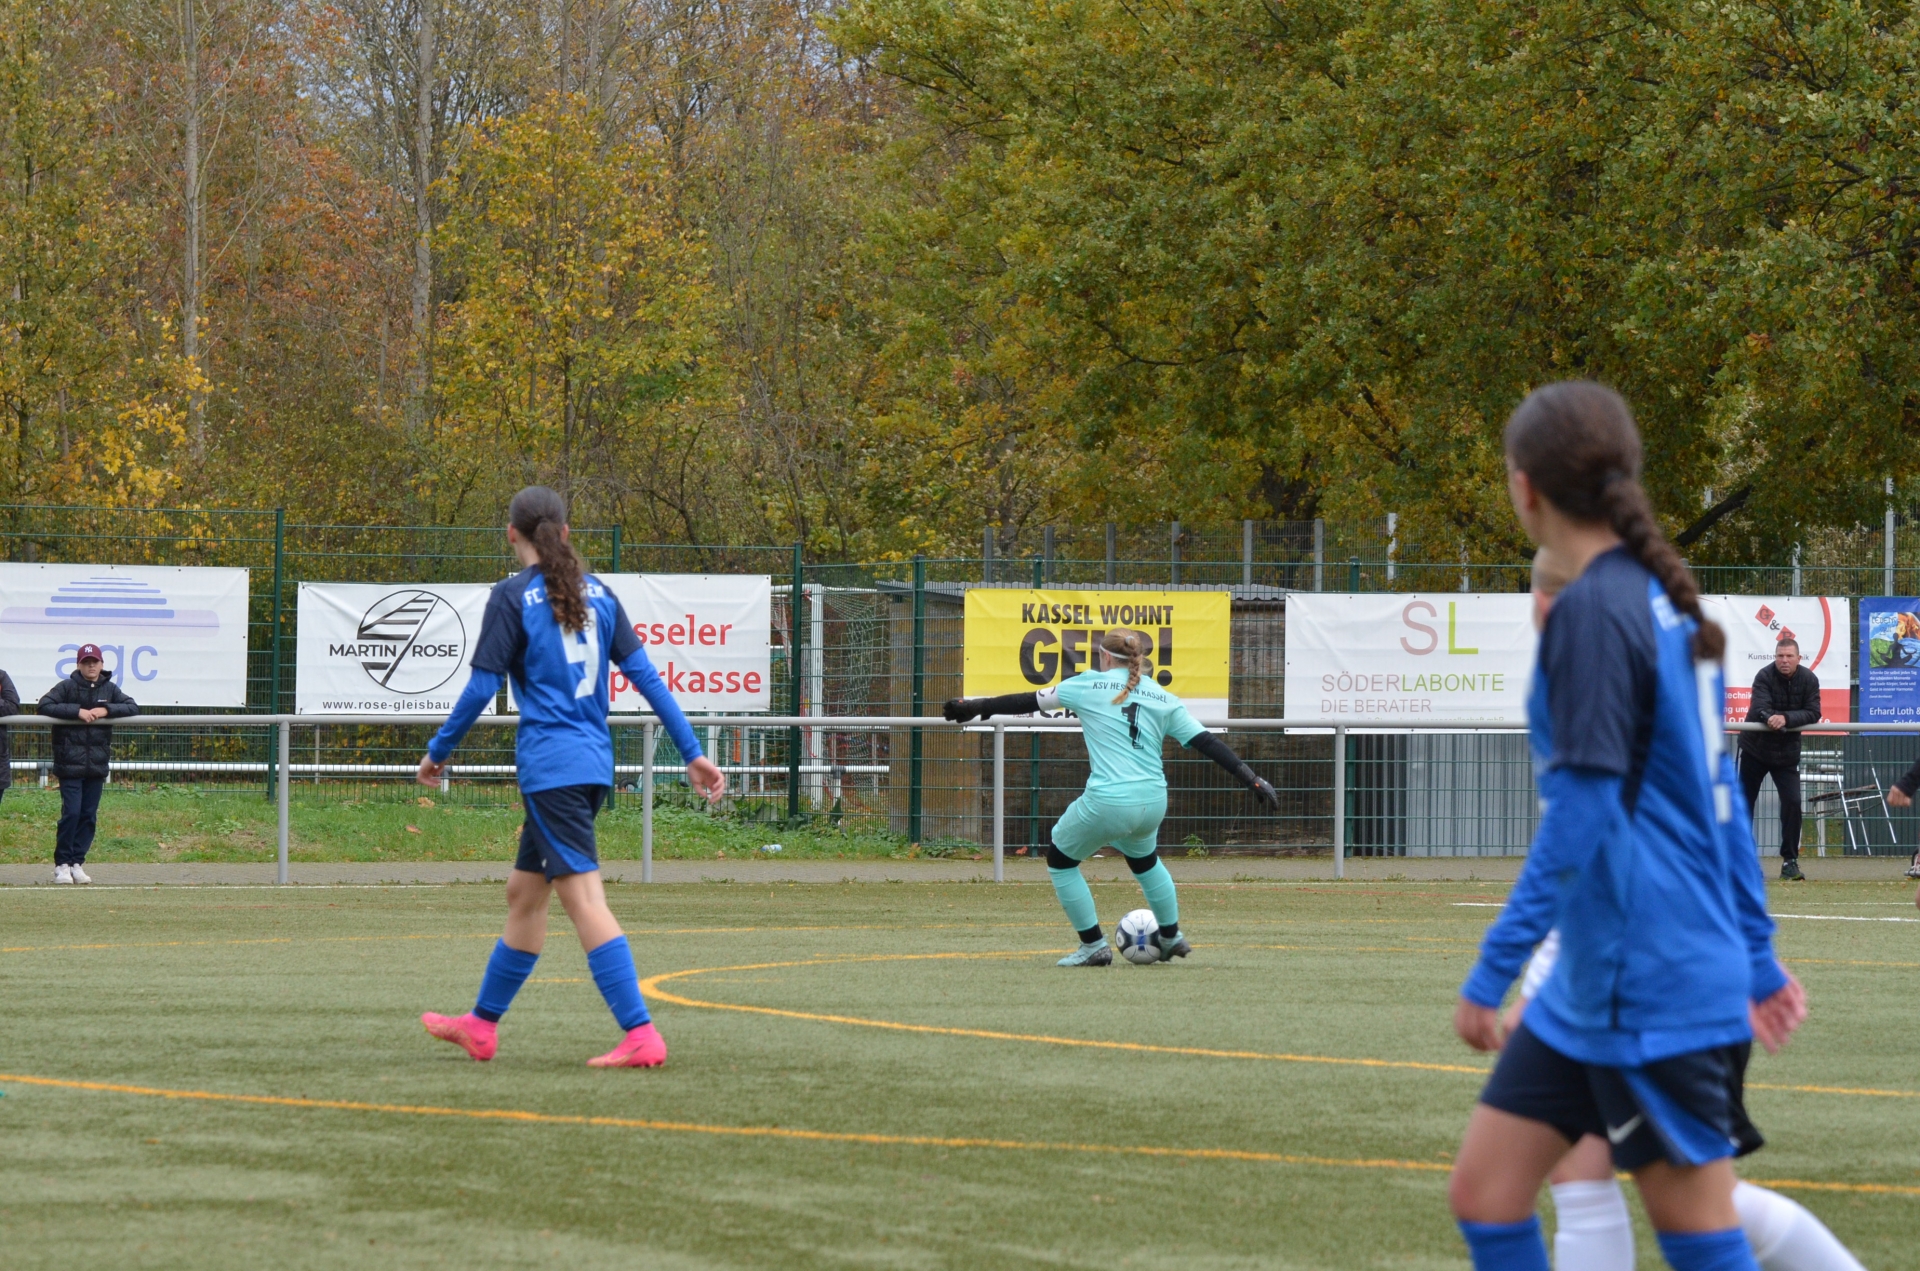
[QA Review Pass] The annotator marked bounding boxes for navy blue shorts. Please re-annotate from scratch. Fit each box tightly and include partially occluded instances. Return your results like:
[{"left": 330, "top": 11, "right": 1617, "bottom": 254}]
[
  {"left": 1479, "top": 1022, "right": 1761, "bottom": 1170},
  {"left": 515, "top": 784, "right": 608, "bottom": 880}
]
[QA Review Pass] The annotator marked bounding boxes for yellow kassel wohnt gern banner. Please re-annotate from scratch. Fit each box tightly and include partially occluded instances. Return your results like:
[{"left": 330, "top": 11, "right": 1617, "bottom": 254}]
[{"left": 962, "top": 590, "right": 1231, "bottom": 720}]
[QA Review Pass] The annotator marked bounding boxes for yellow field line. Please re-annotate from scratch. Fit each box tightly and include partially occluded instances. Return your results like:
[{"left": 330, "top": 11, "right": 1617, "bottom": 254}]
[
  {"left": 1, "top": 1071, "right": 1910, "bottom": 1198},
  {"left": 641, "top": 954, "right": 1492, "bottom": 1075},
  {"left": 0, "top": 1071, "right": 1446, "bottom": 1173},
  {"left": 1750, "top": 1081, "right": 1920, "bottom": 1099}
]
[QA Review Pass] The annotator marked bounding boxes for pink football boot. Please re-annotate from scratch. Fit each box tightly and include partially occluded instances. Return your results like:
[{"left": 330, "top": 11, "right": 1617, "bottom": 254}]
[
  {"left": 587, "top": 1022, "right": 667, "bottom": 1068},
  {"left": 421, "top": 1011, "right": 498, "bottom": 1061}
]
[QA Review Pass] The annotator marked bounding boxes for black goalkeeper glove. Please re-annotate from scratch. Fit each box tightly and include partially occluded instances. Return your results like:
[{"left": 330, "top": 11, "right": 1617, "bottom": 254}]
[
  {"left": 1249, "top": 775, "right": 1280, "bottom": 811},
  {"left": 943, "top": 697, "right": 982, "bottom": 723}
]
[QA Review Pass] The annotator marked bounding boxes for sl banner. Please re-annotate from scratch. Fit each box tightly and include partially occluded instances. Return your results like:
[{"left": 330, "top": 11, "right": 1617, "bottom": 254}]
[
  {"left": 1284, "top": 593, "right": 1535, "bottom": 726},
  {"left": 962, "top": 589, "right": 1230, "bottom": 720}
]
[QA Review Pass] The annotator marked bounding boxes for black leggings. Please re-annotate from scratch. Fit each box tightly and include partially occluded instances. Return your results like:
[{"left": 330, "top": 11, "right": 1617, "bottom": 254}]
[{"left": 1739, "top": 752, "right": 1802, "bottom": 862}]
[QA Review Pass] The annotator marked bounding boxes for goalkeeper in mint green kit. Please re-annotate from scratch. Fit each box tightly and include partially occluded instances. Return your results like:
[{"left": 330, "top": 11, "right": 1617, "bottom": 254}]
[{"left": 944, "top": 627, "right": 1279, "bottom": 966}]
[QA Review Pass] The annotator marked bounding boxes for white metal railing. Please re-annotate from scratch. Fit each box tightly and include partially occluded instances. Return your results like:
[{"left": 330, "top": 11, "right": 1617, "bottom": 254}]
[{"left": 0, "top": 714, "right": 1897, "bottom": 885}]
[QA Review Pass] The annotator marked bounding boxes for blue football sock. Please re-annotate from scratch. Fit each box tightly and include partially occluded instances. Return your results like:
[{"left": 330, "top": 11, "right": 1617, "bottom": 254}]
[
  {"left": 473, "top": 940, "right": 539, "bottom": 1022},
  {"left": 1048, "top": 864, "right": 1100, "bottom": 936},
  {"left": 1458, "top": 1217, "right": 1551, "bottom": 1271},
  {"left": 1656, "top": 1228, "right": 1760, "bottom": 1271},
  {"left": 586, "top": 934, "right": 651, "bottom": 1031},
  {"left": 1134, "top": 859, "right": 1179, "bottom": 928}
]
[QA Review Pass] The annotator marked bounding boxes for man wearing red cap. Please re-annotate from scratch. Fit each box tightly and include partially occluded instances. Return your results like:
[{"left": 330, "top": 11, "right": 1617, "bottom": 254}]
[{"left": 38, "top": 645, "right": 139, "bottom": 883}]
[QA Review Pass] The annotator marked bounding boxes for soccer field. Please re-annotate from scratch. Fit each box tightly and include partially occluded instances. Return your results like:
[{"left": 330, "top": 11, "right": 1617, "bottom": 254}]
[{"left": 1, "top": 879, "right": 1914, "bottom": 1270}]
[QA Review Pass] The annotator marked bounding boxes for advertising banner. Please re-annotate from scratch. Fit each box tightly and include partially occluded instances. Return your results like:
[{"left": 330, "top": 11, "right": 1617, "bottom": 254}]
[
  {"left": 962, "top": 589, "right": 1231, "bottom": 720},
  {"left": 0, "top": 563, "right": 250, "bottom": 705},
  {"left": 1284, "top": 593, "right": 1536, "bottom": 727},
  {"left": 1859, "top": 596, "right": 1920, "bottom": 725},
  {"left": 598, "top": 574, "right": 772, "bottom": 713},
  {"left": 296, "top": 583, "right": 495, "bottom": 715},
  {"left": 1700, "top": 595, "right": 1851, "bottom": 724}
]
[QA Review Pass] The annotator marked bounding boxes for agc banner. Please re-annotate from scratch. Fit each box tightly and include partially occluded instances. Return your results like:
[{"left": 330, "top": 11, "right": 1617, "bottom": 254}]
[
  {"left": 0, "top": 563, "right": 250, "bottom": 705},
  {"left": 599, "top": 574, "right": 771, "bottom": 713},
  {"left": 962, "top": 589, "right": 1230, "bottom": 720},
  {"left": 296, "top": 583, "right": 495, "bottom": 715},
  {"left": 1284, "top": 593, "right": 1535, "bottom": 726}
]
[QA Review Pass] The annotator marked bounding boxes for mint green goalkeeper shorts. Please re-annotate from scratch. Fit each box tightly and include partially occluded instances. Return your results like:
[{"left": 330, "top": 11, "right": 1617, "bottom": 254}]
[{"left": 1049, "top": 789, "right": 1169, "bottom": 861}]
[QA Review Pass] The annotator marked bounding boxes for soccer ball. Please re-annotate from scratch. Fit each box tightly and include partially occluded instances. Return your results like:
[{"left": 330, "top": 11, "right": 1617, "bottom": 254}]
[{"left": 1115, "top": 909, "right": 1161, "bottom": 964}]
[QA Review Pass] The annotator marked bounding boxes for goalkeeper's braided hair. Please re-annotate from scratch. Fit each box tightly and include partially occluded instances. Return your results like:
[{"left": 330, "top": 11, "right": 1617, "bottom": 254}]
[{"left": 1103, "top": 628, "right": 1154, "bottom": 704}]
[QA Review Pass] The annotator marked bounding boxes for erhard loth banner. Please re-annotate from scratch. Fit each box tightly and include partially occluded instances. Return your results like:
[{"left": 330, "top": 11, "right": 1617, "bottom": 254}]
[
  {"left": 1857, "top": 596, "right": 1920, "bottom": 725},
  {"left": 962, "top": 589, "right": 1231, "bottom": 721},
  {"left": 1283, "top": 593, "right": 1536, "bottom": 727},
  {"left": 598, "top": 574, "right": 772, "bottom": 714},
  {"left": 1699, "top": 595, "right": 1852, "bottom": 725},
  {"left": 296, "top": 582, "right": 496, "bottom": 715},
  {"left": 0, "top": 563, "right": 250, "bottom": 706}
]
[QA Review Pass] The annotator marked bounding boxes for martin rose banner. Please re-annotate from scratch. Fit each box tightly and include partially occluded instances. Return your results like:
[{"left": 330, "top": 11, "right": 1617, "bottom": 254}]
[
  {"left": 296, "top": 583, "right": 497, "bottom": 715},
  {"left": 0, "top": 563, "right": 250, "bottom": 706},
  {"left": 598, "top": 574, "right": 772, "bottom": 714}
]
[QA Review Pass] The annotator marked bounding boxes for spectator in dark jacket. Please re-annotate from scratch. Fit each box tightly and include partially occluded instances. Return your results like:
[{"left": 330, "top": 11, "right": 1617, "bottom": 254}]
[
  {"left": 38, "top": 645, "right": 138, "bottom": 884},
  {"left": 0, "top": 668, "right": 18, "bottom": 803},
  {"left": 1740, "top": 637, "right": 1821, "bottom": 881}
]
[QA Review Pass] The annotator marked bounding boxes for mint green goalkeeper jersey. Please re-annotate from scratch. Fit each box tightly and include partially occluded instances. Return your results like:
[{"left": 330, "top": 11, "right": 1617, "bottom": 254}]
[{"left": 1048, "top": 669, "right": 1207, "bottom": 796}]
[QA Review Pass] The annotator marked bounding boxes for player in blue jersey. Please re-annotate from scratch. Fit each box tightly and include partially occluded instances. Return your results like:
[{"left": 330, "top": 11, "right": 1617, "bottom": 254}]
[
  {"left": 943, "top": 627, "right": 1279, "bottom": 966},
  {"left": 416, "top": 487, "right": 723, "bottom": 1068},
  {"left": 1447, "top": 383, "right": 1807, "bottom": 1271},
  {"left": 1509, "top": 548, "right": 1861, "bottom": 1271}
]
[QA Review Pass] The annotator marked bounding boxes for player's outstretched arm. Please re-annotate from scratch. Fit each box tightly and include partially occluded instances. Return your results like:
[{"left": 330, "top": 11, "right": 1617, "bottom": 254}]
[
  {"left": 418, "top": 668, "right": 504, "bottom": 787},
  {"left": 1185, "top": 731, "right": 1281, "bottom": 809},
  {"left": 943, "top": 692, "right": 1040, "bottom": 722}
]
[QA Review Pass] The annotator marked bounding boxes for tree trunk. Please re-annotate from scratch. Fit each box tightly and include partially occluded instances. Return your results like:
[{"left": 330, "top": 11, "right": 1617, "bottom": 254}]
[
  {"left": 181, "top": 0, "right": 205, "bottom": 460},
  {"left": 410, "top": 0, "right": 435, "bottom": 434}
]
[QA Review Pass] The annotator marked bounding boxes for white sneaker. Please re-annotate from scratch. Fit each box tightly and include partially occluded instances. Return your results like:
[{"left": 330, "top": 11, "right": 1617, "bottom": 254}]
[
  {"left": 53, "top": 865, "right": 73, "bottom": 884},
  {"left": 69, "top": 864, "right": 91, "bottom": 884}
]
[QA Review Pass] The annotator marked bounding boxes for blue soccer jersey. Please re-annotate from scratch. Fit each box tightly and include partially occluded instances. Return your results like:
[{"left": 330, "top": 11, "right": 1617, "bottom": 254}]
[
  {"left": 1462, "top": 548, "right": 1783, "bottom": 1065},
  {"left": 428, "top": 567, "right": 702, "bottom": 794}
]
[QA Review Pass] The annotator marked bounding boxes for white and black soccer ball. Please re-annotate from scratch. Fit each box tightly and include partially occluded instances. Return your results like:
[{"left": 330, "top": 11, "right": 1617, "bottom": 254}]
[{"left": 1115, "top": 909, "right": 1161, "bottom": 964}]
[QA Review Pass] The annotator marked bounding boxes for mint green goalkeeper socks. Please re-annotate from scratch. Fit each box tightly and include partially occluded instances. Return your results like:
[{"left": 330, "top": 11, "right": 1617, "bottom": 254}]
[
  {"left": 1048, "top": 864, "right": 1100, "bottom": 934},
  {"left": 1135, "top": 860, "right": 1179, "bottom": 928}
]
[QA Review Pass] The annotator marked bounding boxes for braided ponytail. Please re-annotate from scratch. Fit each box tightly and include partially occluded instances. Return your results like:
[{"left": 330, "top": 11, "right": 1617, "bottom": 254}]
[
  {"left": 508, "top": 485, "right": 590, "bottom": 634},
  {"left": 1102, "top": 628, "right": 1154, "bottom": 704},
  {"left": 1504, "top": 381, "right": 1724, "bottom": 662}
]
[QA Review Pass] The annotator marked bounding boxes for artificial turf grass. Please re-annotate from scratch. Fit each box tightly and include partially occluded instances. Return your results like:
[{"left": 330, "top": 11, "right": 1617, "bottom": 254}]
[
  {"left": 0, "top": 784, "right": 924, "bottom": 865},
  {"left": 0, "top": 880, "right": 1913, "bottom": 1271}
]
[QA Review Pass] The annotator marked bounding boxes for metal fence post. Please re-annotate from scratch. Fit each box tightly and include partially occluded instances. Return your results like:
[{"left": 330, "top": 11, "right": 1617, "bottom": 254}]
[
  {"left": 909, "top": 554, "right": 925, "bottom": 844},
  {"left": 1171, "top": 520, "right": 1181, "bottom": 585},
  {"left": 1104, "top": 522, "right": 1117, "bottom": 586},
  {"left": 1242, "top": 519, "right": 1254, "bottom": 587},
  {"left": 984, "top": 525, "right": 995, "bottom": 583},
  {"left": 1332, "top": 724, "right": 1346, "bottom": 879},
  {"left": 1313, "top": 518, "right": 1324, "bottom": 592},
  {"left": 1043, "top": 524, "right": 1055, "bottom": 583},
  {"left": 268, "top": 508, "right": 285, "bottom": 801},
  {"left": 1349, "top": 557, "right": 1361, "bottom": 591},
  {"left": 993, "top": 721, "right": 1006, "bottom": 883},
  {"left": 1886, "top": 477, "right": 1896, "bottom": 596},
  {"left": 276, "top": 719, "right": 290, "bottom": 885},
  {"left": 611, "top": 523, "right": 623, "bottom": 573},
  {"left": 788, "top": 542, "right": 803, "bottom": 822},
  {"left": 642, "top": 721, "right": 656, "bottom": 884}
]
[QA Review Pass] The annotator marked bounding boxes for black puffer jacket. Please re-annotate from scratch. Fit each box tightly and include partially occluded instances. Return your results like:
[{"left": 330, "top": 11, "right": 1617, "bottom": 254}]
[
  {"left": 1739, "top": 664, "right": 1821, "bottom": 764},
  {"left": 38, "top": 670, "right": 138, "bottom": 779},
  {"left": 0, "top": 669, "right": 18, "bottom": 790}
]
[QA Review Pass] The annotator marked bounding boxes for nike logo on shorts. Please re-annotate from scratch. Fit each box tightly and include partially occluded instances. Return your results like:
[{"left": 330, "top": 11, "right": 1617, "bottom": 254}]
[{"left": 1606, "top": 1115, "right": 1645, "bottom": 1145}]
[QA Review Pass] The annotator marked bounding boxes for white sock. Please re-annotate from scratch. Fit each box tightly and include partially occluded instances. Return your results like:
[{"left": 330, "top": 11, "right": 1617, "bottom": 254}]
[
  {"left": 1733, "top": 1182, "right": 1867, "bottom": 1271},
  {"left": 1551, "top": 1178, "right": 1635, "bottom": 1271}
]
